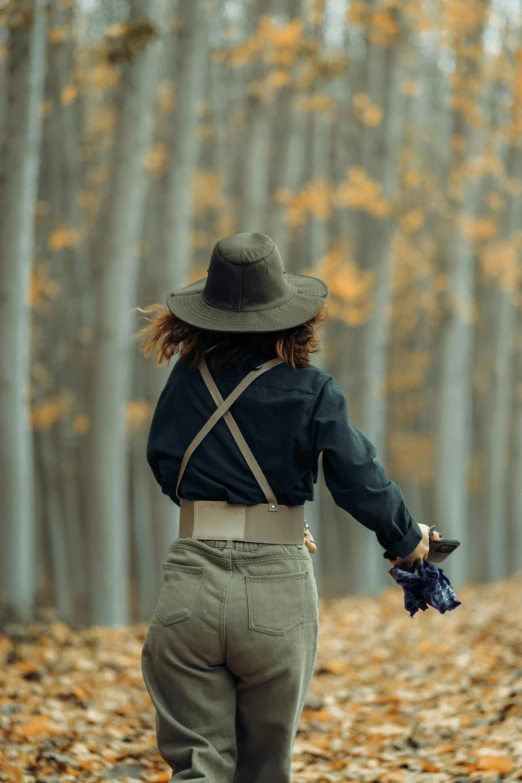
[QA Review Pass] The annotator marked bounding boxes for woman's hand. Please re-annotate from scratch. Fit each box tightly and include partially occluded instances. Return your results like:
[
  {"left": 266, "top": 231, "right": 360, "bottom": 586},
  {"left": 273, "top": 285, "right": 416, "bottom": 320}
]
[
  {"left": 388, "top": 524, "right": 443, "bottom": 569},
  {"left": 304, "top": 526, "right": 317, "bottom": 554}
]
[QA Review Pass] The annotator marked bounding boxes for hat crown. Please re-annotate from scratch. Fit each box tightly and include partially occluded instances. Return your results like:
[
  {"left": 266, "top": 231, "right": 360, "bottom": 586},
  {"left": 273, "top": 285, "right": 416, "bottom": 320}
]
[{"left": 203, "top": 232, "right": 294, "bottom": 313}]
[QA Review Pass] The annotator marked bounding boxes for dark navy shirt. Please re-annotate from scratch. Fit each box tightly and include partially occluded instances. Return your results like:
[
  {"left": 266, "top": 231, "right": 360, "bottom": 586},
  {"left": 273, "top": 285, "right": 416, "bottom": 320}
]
[{"left": 146, "top": 349, "right": 423, "bottom": 559}]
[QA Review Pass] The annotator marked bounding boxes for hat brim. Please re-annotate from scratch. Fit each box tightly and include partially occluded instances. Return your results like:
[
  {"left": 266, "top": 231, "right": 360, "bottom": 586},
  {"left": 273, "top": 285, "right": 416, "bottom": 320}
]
[{"left": 166, "top": 273, "right": 329, "bottom": 333}]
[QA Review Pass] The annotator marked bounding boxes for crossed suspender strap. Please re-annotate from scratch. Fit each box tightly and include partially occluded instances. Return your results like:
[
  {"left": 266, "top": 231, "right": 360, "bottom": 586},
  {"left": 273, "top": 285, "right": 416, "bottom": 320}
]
[{"left": 175, "top": 355, "right": 284, "bottom": 510}]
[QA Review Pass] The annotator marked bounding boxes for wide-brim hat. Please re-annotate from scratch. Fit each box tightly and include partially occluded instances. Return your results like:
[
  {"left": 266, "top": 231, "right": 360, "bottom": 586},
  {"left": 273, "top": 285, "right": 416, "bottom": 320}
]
[{"left": 166, "top": 232, "right": 330, "bottom": 332}]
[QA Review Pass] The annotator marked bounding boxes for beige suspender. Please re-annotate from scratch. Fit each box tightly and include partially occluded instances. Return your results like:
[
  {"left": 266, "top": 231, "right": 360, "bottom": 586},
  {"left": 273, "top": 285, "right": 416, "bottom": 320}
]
[{"left": 175, "top": 355, "right": 284, "bottom": 511}]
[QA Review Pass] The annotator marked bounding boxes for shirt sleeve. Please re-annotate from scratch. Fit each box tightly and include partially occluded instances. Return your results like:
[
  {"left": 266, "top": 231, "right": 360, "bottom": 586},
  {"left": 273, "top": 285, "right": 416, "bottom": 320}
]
[
  {"left": 309, "top": 376, "right": 423, "bottom": 559},
  {"left": 146, "top": 369, "right": 182, "bottom": 506}
]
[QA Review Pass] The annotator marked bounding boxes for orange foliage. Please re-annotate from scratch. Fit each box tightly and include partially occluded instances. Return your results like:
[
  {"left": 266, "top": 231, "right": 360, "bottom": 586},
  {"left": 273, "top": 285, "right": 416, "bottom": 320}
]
[
  {"left": 458, "top": 214, "right": 497, "bottom": 240},
  {"left": 61, "top": 84, "right": 78, "bottom": 105},
  {"left": 73, "top": 413, "right": 90, "bottom": 435},
  {"left": 335, "top": 167, "right": 392, "bottom": 218},
  {"left": 367, "top": 9, "right": 400, "bottom": 46},
  {"left": 400, "top": 209, "right": 425, "bottom": 234},
  {"left": 400, "top": 79, "right": 419, "bottom": 97},
  {"left": 48, "top": 26, "right": 71, "bottom": 44},
  {"left": 388, "top": 432, "right": 433, "bottom": 485},
  {"left": 353, "top": 93, "right": 384, "bottom": 126},
  {"left": 347, "top": 1, "right": 367, "bottom": 27},
  {"left": 192, "top": 171, "right": 224, "bottom": 215},
  {"left": 191, "top": 231, "right": 208, "bottom": 250},
  {"left": 389, "top": 351, "right": 431, "bottom": 394},
  {"left": 32, "top": 363, "right": 55, "bottom": 392},
  {"left": 479, "top": 237, "right": 522, "bottom": 294},
  {"left": 31, "top": 264, "right": 60, "bottom": 310},
  {"left": 2, "top": 579, "right": 521, "bottom": 779},
  {"left": 31, "top": 390, "right": 74, "bottom": 431},
  {"left": 47, "top": 227, "right": 82, "bottom": 252},
  {"left": 402, "top": 169, "right": 422, "bottom": 189},
  {"left": 76, "top": 190, "right": 99, "bottom": 219},
  {"left": 86, "top": 106, "right": 117, "bottom": 138},
  {"left": 156, "top": 80, "right": 175, "bottom": 113},
  {"left": 441, "top": 0, "right": 487, "bottom": 41},
  {"left": 216, "top": 213, "right": 236, "bottom": 239},
  {"left": 145, "top": 143, "right": 169, "bottom": 176},
  {"left": 301, "top": 249, "right": 375, "bottom": 327},
  {"left": 294, "top": 93, "right": 336, "bottom": 120},
  {"left": 276, "top": 178, "right": 332, "bottom": 227},
  {"left": 124, "top": 400, "right": 153, "bottom": 436},
  {"left": 228, "top": 16, "right": 304, "bottom": 75},
  {"left": 85, "top": 61, "right": 121, "bottom": 91}
]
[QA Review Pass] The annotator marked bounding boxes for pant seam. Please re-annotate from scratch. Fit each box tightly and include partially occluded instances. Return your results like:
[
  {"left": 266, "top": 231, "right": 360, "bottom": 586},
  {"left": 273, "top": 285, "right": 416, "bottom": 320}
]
[{"left": 221, "top": 570, "right": 233, "bottom": 660}]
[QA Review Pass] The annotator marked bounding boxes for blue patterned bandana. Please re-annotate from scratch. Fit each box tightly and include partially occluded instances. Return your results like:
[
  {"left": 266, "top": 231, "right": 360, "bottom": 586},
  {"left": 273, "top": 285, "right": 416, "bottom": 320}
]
[{"left": 388, "top": 560, "right": 462, "bottom": 618}]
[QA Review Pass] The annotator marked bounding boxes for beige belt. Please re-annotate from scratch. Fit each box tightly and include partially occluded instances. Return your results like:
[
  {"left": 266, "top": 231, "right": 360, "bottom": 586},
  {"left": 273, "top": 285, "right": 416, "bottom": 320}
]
[{"left": 179, "top": 499, "right": 306, "bottom": 544}]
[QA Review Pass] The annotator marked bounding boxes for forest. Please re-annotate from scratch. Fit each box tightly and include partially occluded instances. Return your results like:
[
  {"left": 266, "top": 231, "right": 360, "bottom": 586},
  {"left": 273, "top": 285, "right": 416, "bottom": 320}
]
[{"left": 0, "top": 0, "right": 521, "bottom": 630}]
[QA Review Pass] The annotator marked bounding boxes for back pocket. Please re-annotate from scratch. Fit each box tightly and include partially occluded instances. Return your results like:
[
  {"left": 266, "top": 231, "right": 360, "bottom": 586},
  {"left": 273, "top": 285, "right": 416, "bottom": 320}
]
[
  {"left": 154, "top": 563, "right": 205, "bottom": 626},
  {"left": 245, "top": 571, "right": 308, "bottom": 636}
]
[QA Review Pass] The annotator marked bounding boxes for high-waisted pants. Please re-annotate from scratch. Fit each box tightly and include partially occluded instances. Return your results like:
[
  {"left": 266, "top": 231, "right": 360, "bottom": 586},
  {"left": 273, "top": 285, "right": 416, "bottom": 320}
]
[{"left": 141, "top": 536, "right": 320, "bottom": 782}]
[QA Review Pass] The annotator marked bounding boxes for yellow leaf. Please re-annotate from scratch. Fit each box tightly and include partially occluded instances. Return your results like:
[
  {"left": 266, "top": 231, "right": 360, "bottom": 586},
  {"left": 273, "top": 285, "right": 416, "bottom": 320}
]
[
  {"left": 347, "top": 1, "right": 368, "bottom": 26},
  {"left": 124, "top": 400, "right": 153, "bottom": 435},
  {"left": 48, "top": 26, "right": 69, "bottom": 44},
  {"left": 362, "top": 105, "right": 383, "bottom": 126},
  {"left": 477, "top": 756, "right": 514, "bottom": 774},
  {"left": 156, "top": 79, "right": 175, "bottom": 113},
  {"left": 2, "top": 766, "right": 23, "bottom": 783},
  {"left": 18, "top": 715, "right": 58, "bottom": 737},
  {"left": 403, "top": 170, "right": 421, "bottom": 188},
  {"left": 73, "top": 413, "right": 90, "bottom": 435},
  {"left": 192, "top": 170, "right": 224, "bottom": 214},
  {"left": 47, "top": 227, "right": 81, "bottom": 252},
  {"left": 61, "top": 83, "right": 78, "bottom": 105},
  {"left": 267, "top": 69, "right": 291, "bottom": 90},
  {"left": 400, "top": 209, "right": 425, "bottom": 234},
  {"left": 401, "top": 80, "right": 419, "bottom": 96},
  {"left": 145, "top": 143, "right": 169, "bottom": 176}
]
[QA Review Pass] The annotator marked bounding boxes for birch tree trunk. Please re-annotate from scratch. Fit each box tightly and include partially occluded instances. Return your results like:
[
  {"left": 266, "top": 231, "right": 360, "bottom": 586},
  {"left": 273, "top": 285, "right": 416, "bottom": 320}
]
[
  {"left": 510, "top": 306, "right": 522, "bottom": 575},
  {"left": 434, "top": 9, "right": 488, "bottom": 588},
  {"left": 0, "top": 0, "right": 47, "bottom": 621},
  {"left": 147, "top": 0, "right": 208, "bottom": 565},
  {"left": 86, "top": 0, "right": 164, "bottom": 625},
  {"left": 349, "top": 15, "right": 405, "bottom": 595},
  {"left": 484, "top": 127, "right": 522, "bottom": 581}
]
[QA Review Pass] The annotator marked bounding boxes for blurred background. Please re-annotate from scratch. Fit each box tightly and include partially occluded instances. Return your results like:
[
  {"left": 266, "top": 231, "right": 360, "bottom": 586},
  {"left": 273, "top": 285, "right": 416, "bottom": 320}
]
[{"left": 0, "top": 0, "right": 521, "bottom": 627}]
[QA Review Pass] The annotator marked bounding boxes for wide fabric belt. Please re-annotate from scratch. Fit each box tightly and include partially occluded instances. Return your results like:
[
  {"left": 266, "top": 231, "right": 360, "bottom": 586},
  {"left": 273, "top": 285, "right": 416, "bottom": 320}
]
[{"left": 179, "top": 499, "right": 306, "bottom": 545}]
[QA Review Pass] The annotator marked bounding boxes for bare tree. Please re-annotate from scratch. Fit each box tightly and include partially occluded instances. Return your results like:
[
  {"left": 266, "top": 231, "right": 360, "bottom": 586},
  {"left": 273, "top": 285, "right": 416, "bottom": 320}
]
[{"left": 0, "top": 0, "right": 47, "bottom": 621}]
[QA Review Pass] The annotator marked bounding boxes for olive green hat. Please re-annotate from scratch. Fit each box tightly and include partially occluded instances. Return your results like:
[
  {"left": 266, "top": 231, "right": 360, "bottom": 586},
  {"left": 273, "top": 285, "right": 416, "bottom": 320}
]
[{"left": 166, "top": 232, "right": 330, "bottom": 333}]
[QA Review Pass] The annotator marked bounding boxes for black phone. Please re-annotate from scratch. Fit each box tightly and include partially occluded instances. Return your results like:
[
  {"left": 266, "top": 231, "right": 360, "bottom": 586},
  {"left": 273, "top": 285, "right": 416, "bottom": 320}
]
[{"left": 383, "top": 538, "right": 460, "bottom": 565}]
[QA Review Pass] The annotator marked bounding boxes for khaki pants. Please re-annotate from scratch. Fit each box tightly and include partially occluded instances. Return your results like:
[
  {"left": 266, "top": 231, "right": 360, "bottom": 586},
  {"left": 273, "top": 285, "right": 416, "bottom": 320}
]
[{"left": 141, "top": 537, "right": 320, "bottom": 782}]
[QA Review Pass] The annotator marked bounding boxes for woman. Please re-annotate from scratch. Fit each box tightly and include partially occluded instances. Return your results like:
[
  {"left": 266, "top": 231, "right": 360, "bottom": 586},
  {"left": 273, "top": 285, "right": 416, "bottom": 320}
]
[{"left": 137, "top": 232, "right": 438, "bottom": 783}]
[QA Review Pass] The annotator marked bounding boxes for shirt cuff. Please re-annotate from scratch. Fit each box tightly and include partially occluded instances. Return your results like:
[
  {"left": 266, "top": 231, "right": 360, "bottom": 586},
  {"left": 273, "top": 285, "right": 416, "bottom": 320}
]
[{"left": 384, "top": 520, "right": 423, "bottom": 559}]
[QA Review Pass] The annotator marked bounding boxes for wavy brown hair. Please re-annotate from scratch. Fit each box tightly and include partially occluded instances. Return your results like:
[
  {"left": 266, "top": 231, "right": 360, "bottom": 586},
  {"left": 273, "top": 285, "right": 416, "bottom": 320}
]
[{"left": 133, "top": 302, "right": 329, "bottom": 371}]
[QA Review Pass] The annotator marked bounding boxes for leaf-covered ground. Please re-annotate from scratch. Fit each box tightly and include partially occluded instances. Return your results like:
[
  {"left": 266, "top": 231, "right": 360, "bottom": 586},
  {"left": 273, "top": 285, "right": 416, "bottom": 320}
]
[{"left": 1, "top": 574, "right": 521, "bottom": 783}]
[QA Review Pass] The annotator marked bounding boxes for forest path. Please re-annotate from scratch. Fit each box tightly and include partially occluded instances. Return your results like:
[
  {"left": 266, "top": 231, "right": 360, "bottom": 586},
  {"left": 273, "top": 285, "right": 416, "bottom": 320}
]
[{"left": 1, "top": 574, "right": 521, "bottom": 782}]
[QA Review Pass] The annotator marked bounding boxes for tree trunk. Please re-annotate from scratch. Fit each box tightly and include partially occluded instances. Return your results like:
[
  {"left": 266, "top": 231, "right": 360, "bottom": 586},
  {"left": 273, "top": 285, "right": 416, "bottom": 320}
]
[
  {"left": 349, "top": 19, "right": 405, "bottom": 595},
  {"left": 484, "top": 139, "right": 522, "bottom": 581},
  {"left": 86, "top": 0, "right": 164, "bottom": 625},
  {"left": 434, "top": 10, "right": 488, "bottom": 588},
  {"left": 0, "top": 0, "right": 47, "bottom": 621}
]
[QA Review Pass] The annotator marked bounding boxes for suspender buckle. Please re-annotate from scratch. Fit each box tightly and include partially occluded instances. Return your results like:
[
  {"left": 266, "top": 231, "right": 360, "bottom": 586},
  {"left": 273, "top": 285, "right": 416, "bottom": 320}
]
[{"left": 268, "top": 503, "right": 278, "bottom": 512}]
